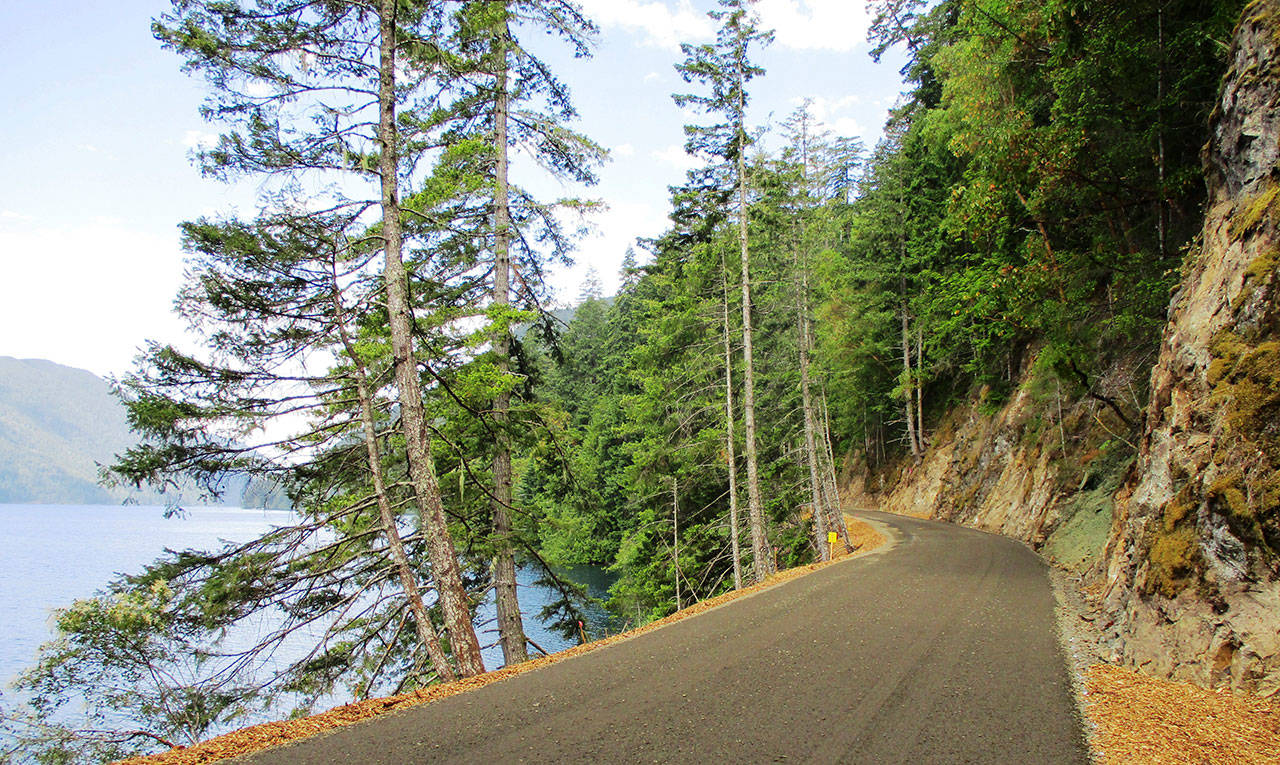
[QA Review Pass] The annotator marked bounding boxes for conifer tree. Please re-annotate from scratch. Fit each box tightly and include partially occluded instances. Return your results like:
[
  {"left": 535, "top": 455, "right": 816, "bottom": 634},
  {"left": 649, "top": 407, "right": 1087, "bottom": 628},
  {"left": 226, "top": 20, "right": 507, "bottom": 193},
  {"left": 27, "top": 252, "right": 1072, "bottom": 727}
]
[
  {"left": 375, "top": 0, "right": 485, "bottom": 677},
  {"left": 780, "top": 102, "right": 856, "bottom": 556},
  {"left": 96, "top": 0, "right": 490, "bottom": 709},
  {"left": 439, "top": 0, "right": 603, "bottom": 666},
  {"left": 674, "top": 0, "right": 774, "bottom": 582}
]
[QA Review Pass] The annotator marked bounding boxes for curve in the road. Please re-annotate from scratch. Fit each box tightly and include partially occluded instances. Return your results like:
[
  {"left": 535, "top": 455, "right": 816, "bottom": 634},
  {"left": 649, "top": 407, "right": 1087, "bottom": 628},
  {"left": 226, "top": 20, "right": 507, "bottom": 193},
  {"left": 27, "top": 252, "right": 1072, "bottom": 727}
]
[{"left": 238, "top": 511, "right": 1089, "bottom": 764}]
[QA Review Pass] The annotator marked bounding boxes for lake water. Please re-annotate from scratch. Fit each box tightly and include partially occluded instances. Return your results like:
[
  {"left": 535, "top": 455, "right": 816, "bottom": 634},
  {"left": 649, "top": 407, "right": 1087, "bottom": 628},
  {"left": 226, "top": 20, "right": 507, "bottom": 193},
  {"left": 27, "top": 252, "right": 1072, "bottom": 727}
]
[{"left": 0, "top": 504, "right": 614, "bottom": 716}]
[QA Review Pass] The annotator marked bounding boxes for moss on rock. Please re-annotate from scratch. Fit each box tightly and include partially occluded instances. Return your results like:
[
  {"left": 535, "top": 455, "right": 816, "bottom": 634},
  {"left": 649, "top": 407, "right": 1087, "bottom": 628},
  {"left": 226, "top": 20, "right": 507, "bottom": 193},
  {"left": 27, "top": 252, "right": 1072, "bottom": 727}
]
[
  {"left": 1212, "top": 337, "right": 1280, "bottom": 461},
  {"left": 1230, "top": 184, "right": 1280, "bottom": 240},
  {"left": 1148, "top": 523, "right": 1202, "bottom": 598},
  {"left": 1199, "top": 326, "right": 1280, "bottom": 562}
]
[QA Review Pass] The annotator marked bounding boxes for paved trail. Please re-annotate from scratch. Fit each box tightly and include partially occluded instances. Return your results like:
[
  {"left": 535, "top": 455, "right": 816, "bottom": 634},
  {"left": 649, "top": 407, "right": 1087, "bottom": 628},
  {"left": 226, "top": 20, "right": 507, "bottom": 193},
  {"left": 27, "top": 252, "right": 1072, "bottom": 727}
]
[{"left": 240, "top": 512, "right": 1088, "bottom": 764}]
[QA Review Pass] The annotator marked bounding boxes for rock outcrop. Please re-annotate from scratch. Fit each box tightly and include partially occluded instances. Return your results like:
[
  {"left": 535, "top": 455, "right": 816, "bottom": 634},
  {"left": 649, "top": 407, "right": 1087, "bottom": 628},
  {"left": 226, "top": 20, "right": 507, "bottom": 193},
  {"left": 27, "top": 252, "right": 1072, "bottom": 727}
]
[
  {"left": 872, "top": 0, "right": 1280, "bottom": 697},
  {"left": 1101, "top": 0, "right": 1280, "bottom": 698},
  {"left": 879, "top": 371, "right": 1130, "bottom": 576}
]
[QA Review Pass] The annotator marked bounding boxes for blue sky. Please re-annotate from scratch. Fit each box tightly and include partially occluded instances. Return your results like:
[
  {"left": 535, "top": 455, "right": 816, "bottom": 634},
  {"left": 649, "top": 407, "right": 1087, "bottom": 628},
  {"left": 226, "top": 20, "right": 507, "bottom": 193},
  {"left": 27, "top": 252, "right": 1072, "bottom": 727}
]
[{"left": 0, "top": 0, "right": 907, "bottom": 378}]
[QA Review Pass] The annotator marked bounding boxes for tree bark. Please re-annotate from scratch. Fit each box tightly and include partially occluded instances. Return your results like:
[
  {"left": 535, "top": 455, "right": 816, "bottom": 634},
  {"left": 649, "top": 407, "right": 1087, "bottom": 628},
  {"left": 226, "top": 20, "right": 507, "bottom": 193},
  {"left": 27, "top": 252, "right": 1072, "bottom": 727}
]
[
  {"left": 797, "top": 247, "right": 830, "bottom": 560},
  {"left": 900, "top": 285, "right": 921, "bottom": 461},
  {"left": 672, "top": 476, "right": 681, "bottom": 611},
  {"left": 377, "top": 0, "right": 484, "bottom": 677},
  {"left": 1156, "top": 0, "right": 1168, "bottom": 260},
  {"left": 721, "top": 254, "right": 744, "bottom": 590},
  {"left": 329, "top": 262, "right": 456, "bottom": 683},
  {"left": 737, "top": 81, "right": 771, "bottom": 582},
  {"left": 916, "top": 325, "right": 925, "bottom": 453},
  {"left": 490, "top": 9, "right": 528, "bottom": 667},
  {"left": 792, "top": 109, "right": 842, "bottom": 558},
  {"left": 820, "top": 386, "right": 850, "bottom": 550}
]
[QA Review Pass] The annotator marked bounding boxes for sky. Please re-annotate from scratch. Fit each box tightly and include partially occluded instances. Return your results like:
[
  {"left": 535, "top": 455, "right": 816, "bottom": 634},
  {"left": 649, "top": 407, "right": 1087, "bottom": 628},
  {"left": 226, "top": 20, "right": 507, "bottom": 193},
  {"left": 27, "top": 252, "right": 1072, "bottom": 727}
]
[{"left": 0, "top": 0, "right": 908, "bottom": 379}]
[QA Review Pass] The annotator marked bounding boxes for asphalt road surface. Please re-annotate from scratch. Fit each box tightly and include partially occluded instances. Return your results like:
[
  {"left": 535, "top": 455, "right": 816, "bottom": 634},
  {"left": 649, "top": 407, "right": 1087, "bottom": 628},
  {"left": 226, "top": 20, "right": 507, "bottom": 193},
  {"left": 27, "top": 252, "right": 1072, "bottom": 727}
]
[{"left": 240, "top": 512, "right": 1089, "bottom": 764}]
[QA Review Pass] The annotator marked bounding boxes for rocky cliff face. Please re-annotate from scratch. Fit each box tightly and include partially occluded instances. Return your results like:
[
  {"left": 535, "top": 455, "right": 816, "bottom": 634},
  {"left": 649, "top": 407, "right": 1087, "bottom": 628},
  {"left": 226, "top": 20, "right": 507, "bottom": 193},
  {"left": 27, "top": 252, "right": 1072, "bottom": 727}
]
[
  {"left": 872, "top": 0, "right": 1280, "bottom": 698},
  {"left": 1101, "top": 0, "right": 1280, "bottom": 698},
  {"left": 877, "top": 356, "right": 1135, "bottom": 579}
]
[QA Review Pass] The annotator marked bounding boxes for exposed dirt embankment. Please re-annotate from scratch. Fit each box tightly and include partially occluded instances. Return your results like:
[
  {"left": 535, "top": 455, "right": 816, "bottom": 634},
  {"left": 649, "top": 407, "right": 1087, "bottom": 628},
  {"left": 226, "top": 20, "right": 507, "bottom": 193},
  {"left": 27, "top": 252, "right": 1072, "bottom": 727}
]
[{"left": 873, "top": 347, "right": 1139, "bottom": 592}]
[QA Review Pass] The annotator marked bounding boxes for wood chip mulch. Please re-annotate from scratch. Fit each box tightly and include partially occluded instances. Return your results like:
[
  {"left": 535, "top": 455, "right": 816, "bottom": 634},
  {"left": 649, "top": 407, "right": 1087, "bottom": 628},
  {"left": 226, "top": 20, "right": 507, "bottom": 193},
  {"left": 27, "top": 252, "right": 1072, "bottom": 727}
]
[
  {"left": 1085, "top": 663, "right": 1280, "bottom": 764},
  {"left": 118, "top": 518, "right": 886, "bottom": 765}
]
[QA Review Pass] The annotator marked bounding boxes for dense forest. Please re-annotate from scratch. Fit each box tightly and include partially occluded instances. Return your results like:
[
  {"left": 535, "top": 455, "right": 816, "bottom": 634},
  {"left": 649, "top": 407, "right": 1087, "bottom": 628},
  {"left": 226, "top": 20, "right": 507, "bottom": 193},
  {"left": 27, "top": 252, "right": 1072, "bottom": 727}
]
[
  {"left": 525, "top": 0, "right": 1242, "bottom": 616},
  {"left": 2, "top": 0, "right": 1260, "bottom": 760}
]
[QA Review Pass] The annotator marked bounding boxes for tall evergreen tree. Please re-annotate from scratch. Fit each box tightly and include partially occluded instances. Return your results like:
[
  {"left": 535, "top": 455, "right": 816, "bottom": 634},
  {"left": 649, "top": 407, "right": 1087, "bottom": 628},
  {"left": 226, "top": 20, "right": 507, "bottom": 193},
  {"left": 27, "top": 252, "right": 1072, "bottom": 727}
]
[
  {"left": 374, "top": 0, "right": 486, "bottom": 677},
  {"left": 77, "top": 1, "right": 499, "bottom": 728},
  {"left": 674, "top": 0, "right": 774, "bottom": 582},
  {"left": 780, "top": 102, "right": 857, "bottom": 556},
  {"left": 438, "top": 0, "right": 604, "bottom": 667}
]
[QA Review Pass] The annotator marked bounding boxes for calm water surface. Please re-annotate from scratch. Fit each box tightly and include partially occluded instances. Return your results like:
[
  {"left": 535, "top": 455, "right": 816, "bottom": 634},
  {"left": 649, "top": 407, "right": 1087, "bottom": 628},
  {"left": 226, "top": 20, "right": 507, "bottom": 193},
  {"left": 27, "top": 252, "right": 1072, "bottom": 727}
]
[{"left": 0, "top": 504, "right": 613, "bottom": 699}]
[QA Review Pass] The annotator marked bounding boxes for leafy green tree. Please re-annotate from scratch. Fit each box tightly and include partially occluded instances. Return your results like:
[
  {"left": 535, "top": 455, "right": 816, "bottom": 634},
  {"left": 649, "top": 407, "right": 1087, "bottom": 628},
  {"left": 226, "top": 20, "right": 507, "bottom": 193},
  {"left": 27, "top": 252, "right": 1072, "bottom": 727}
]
[{"left": 2, "top": 581, "right": 254, "bottom": 763}]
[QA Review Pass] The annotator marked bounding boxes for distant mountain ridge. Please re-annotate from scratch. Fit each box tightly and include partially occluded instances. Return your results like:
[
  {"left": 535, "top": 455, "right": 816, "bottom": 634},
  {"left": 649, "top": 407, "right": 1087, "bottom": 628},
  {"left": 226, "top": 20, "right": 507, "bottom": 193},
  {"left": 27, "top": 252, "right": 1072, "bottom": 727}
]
[
  {"left": 0, "top": 357, "right": 136, "bottom": 504},
  {"left": 0, "top": 357, "right": 284, "bottom": 507}
]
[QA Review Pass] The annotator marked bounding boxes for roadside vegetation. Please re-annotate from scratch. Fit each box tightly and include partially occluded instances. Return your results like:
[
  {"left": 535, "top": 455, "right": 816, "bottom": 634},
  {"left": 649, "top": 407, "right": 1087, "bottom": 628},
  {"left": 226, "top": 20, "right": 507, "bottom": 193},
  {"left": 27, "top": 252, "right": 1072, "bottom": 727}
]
[{"left": 2, "top": 0, "right": 1275, "bottom": 761}]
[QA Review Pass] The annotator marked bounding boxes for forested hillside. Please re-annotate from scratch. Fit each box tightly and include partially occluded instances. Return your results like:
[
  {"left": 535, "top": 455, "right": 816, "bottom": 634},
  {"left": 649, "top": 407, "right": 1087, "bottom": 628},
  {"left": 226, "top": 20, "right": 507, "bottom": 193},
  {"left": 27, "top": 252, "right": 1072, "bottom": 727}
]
[
  {"left": 523, "top": 0, "right": 1254, "bottom": 632},
  {"left": 0, "top": 356, "right": 287, "bottom": 507},
  {"left": 6, "top": 0, "right": 1278, "bottom": 759},
  {"left": 0, "top": 357, "right": 135, "bottom": 503}
]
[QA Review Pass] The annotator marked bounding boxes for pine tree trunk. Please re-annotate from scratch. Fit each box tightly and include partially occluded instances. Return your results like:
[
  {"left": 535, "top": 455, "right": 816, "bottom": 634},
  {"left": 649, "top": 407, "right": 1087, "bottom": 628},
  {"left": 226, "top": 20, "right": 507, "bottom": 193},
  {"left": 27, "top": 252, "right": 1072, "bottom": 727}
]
[
  {"left": 490, "top": 12, "right": 528, "bottom": 667},
  {"left": 916, "top": 325, "right": 925, "bottom": 453},
  {"left": 721, "top": 255, "right": 744, "bottom": 590},
  {"left": 797, "top": 250, "right": 829, "bottom": 561},
  {"left": 672, "top": 477, "right": 681, "bottom": 611},
  {"left": 737, "top": 102, "right": 771, "bottom": 583},
  {"left": 1156, "top": 1, "right": 1168, "bottom": 260},
  {"left": 377, "top": 0, "right": 484, "bottom": 677},
  {"left": 329, "top": 269, "right": 456, "bottom": 683},
  {"left": 900, "top": 288, "right": 921, "bottom": 461},
  {"left": 792, "top": 114, "right": 840, "bottom": 559},
  {"left": 820, "top": 386, "right": 850, "bottom": 550}
]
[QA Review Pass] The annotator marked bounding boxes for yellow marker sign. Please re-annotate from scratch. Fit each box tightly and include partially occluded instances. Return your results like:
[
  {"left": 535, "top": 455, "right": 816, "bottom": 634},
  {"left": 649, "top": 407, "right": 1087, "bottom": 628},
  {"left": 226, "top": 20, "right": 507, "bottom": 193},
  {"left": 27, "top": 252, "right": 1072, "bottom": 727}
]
[{"left": 828, "top": 531, "right": 838, "bottom": 547}]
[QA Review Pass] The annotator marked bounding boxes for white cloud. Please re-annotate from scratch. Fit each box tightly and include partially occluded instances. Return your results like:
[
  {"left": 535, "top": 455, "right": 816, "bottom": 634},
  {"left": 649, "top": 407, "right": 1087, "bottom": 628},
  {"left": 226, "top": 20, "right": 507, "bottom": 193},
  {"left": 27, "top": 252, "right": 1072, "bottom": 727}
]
[
  {"left": 799, "top": 94, "right": 861, "bottom": 114},
  {"left": 551, "top": 201, "right": 668, "bottom": 300},
  {"left": 613, "top": 143, "right": 636, "bottom": 158},
  {"left": 830, "top": 116, "right": 864, "bottom": 138},
  {"left": 182, "top": 130, "right": 219, "bottom": 150},
  {"left": 644, "top": 71, "right": 661, "bottom": 83},
  {"left": 578, "top": 0, "right": 868, "bottom": 53},
  {"left": 0, "top": 210, "right": 33, "bottom": 222},
  {"left": 789, "top": 95, "right": 866, "bottom": 139},
  {"left": 576, "top": 0, "right": 714, "bottom": 49},
  {"left": 650, "top": 143, "right": 702, "bottom": 173},
  {"left": 0, "top": 223, "right": 187, "bottom": 377},
  {"left": 756, "top": 0, "right": 871, "bottom": 52}
]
